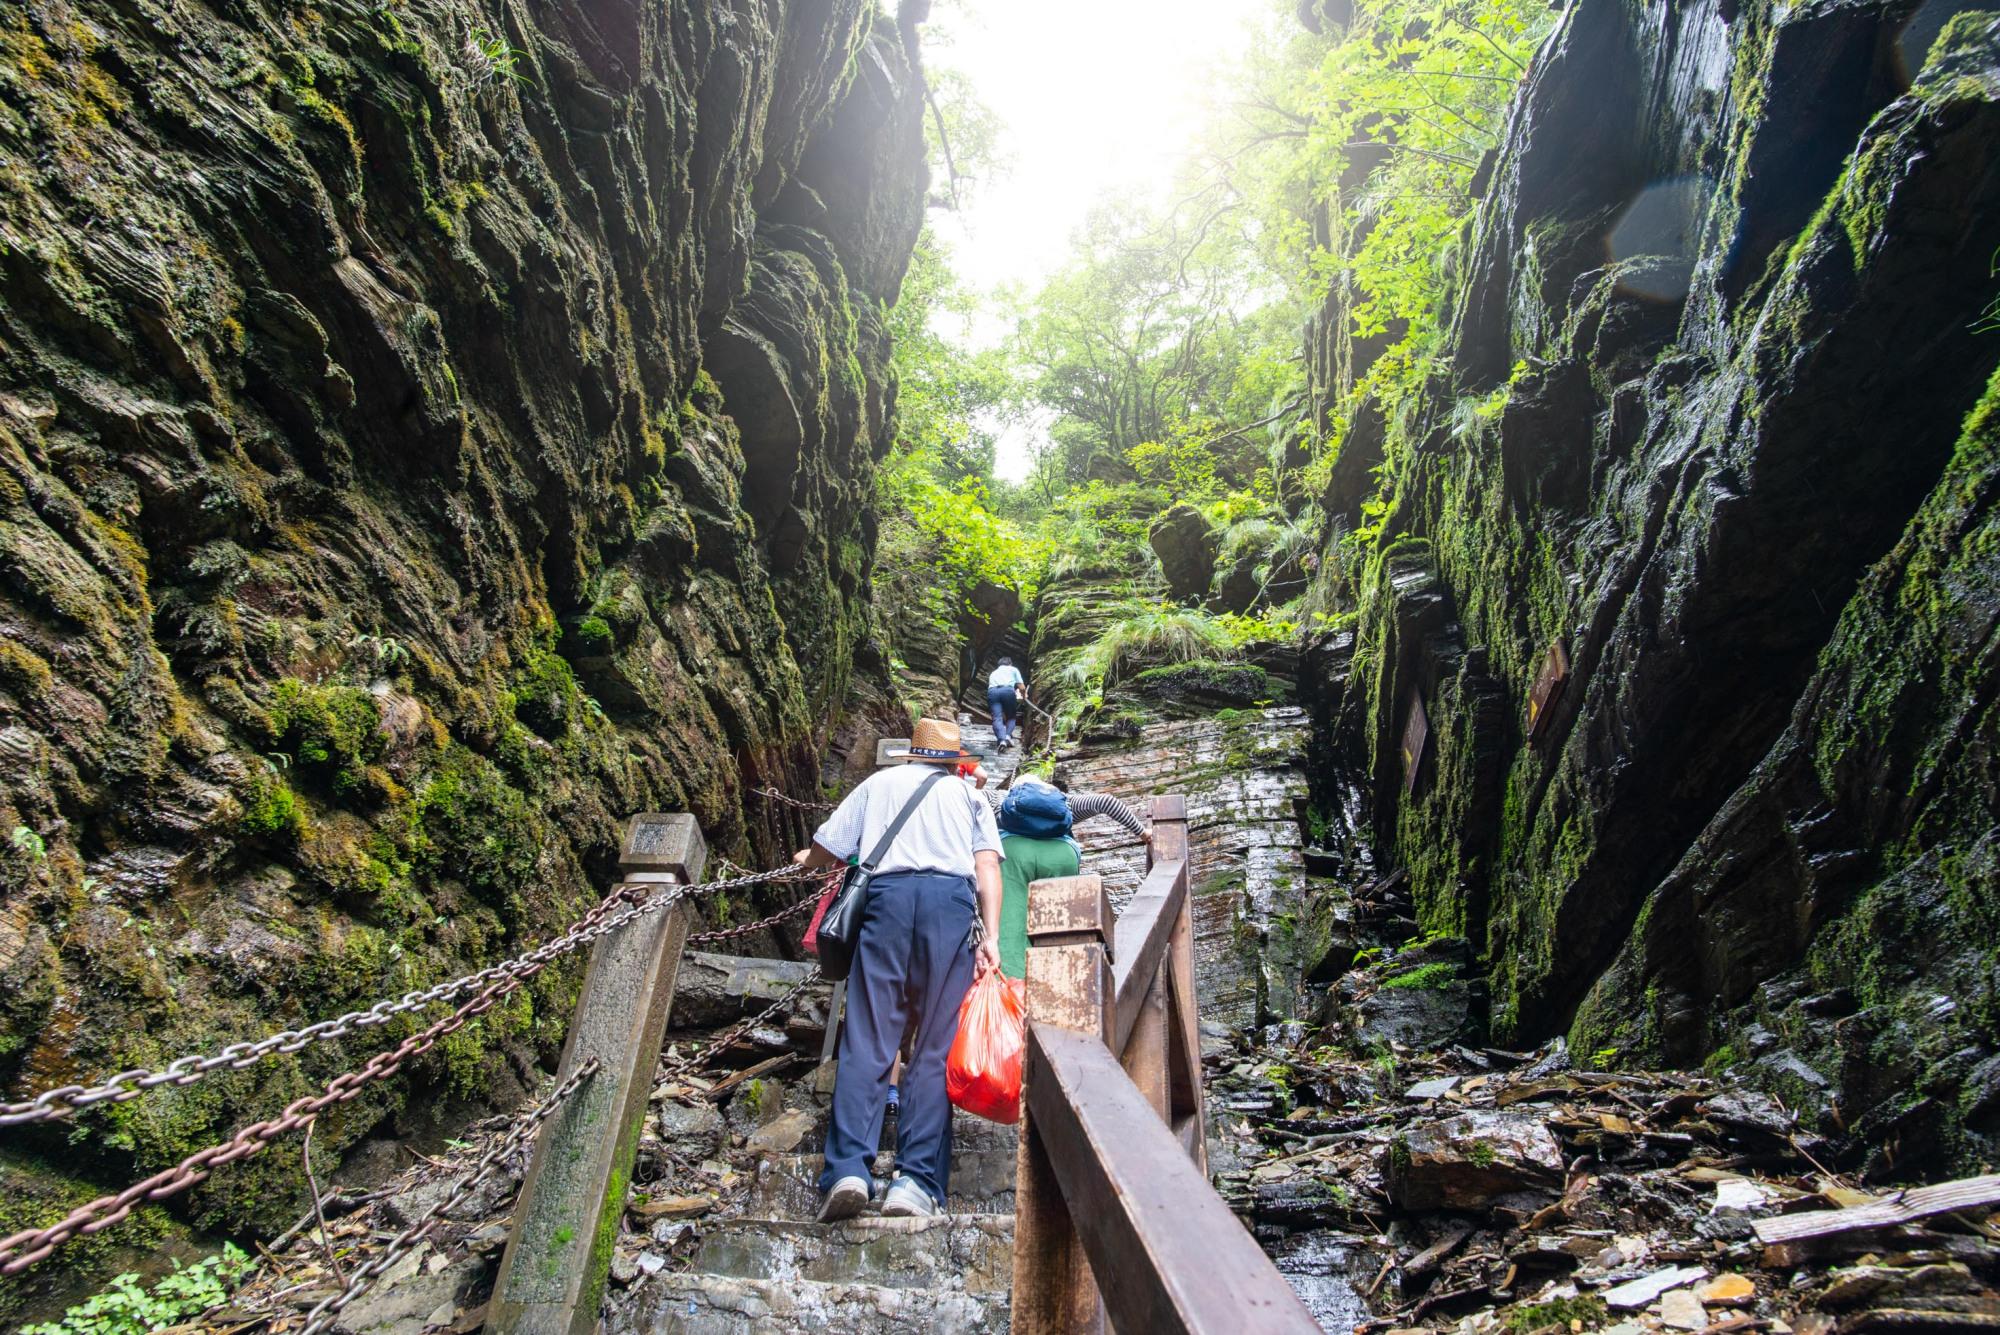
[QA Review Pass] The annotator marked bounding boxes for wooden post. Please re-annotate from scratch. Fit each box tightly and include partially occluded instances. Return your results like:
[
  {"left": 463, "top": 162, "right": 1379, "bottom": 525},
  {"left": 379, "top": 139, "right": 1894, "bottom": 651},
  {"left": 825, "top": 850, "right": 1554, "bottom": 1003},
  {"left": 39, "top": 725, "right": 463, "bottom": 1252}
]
[
  {"left": 1150, "top": 796, "right": 1206, "bottom": 1169},
  {"left": 489, "top": 814, "right": 705, "bottom": 1335},
  {"left": 1013, "top": 875, "right": 1112, "bottom": 1335}
]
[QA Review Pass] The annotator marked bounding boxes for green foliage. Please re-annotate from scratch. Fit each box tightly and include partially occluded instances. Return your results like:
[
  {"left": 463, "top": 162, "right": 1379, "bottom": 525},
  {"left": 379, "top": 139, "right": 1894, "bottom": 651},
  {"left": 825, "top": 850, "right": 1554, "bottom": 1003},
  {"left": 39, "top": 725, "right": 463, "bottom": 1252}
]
[
  {"left": 1011, "top": 199, "right": 1305, "bottom": 494},
  {"left": 267, "top": 679, "right": 383, "bottom": 797},
  {"left": 462, "top": 27, "right": 531, "bottom": 90},
  {"left": 23, "top": 1244, "right": 255, "bottom": 1335},
  {"left": 1066, "top": 603, "right": 1237, "bottom": 695},
  {"left": 237, "top": 771, "right": 307, "bottom": 842},
  {"left": 569, "top": 615, "right": 614, "bottom": 655},
  {"left": 1380, "top": 960, "right": 1456, "bottom": 990},
  {"left": 10, "top": 824, "right": 45, "bottom": 861},
  {"left": 1501, "top": 1296, "right": 1606, "bottom": 1334}
]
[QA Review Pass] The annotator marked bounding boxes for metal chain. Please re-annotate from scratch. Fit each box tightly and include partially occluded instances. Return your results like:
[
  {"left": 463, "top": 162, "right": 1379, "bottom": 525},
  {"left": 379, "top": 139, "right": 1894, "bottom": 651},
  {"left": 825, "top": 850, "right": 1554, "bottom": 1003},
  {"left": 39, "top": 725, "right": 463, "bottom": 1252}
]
[
  {"left": 0, "top": 865, "right": 818, "bottom": 1271},
  {"left": 0, "top": 865, "right": 810, "bottom": 1128},
  {"left": 0, "top": 967, "right": 528, "bottom": 1273},
  {"left": 686, "top": 869, "right": 836, "bottom": 944},
  {"left": 750, "top": 784, "right": 835, "bottom": 813},
  {"left": 294, "top": 1057, "right": 600, "bottom": 1335},
  {"left": 660, "top": 968, "right": 824, "bottom": 1080}
]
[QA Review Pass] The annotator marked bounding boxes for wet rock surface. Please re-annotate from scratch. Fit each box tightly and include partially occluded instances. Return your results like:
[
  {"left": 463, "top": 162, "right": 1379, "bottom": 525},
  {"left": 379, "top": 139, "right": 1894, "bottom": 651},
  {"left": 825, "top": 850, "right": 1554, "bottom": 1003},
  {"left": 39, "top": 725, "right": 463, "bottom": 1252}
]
[
  {"left": 1299, "top": 0, "right": 2000, "bottom": 1176},
  {"left": 0, "top": 0, "right": 930, "bottom": 1313}
]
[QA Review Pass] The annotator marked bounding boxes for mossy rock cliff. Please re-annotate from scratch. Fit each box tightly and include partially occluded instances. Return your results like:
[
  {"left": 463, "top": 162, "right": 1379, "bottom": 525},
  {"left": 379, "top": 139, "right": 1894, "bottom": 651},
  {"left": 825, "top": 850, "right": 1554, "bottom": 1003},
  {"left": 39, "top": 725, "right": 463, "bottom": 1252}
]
[
  {"left": 1307, "top": 2, "right": 2000, "bottom": 1172},
  {"left": 0, "top": 0, "right": 925, "bottom": 1314}
]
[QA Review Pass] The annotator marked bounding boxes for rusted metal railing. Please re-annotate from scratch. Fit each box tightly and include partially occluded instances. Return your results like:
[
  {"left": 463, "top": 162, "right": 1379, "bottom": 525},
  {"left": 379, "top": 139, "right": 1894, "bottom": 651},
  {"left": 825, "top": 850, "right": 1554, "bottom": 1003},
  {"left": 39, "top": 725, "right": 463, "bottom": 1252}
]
[{"left": 1012, "top": 795, "right": 1319, "bottom": 1334}]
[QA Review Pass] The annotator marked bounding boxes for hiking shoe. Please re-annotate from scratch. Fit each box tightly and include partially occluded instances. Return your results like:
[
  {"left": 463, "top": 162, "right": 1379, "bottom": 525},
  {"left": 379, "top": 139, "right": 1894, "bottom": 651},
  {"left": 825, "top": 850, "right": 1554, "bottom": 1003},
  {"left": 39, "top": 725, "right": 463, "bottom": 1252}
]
[
  {"left": 880, "top": 1176, "right": 940, "bottom": 1218},
  {"left": 817, "top": 1175, "right": 870, "bottom": 1223}
]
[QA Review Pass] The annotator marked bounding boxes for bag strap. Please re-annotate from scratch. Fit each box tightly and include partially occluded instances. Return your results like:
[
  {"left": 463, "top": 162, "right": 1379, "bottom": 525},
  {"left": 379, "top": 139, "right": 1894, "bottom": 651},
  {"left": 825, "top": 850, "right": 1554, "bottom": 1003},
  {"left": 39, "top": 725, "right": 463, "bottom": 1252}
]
[{"left": 859, "top": 769, "right": 949, "bottom": 872}]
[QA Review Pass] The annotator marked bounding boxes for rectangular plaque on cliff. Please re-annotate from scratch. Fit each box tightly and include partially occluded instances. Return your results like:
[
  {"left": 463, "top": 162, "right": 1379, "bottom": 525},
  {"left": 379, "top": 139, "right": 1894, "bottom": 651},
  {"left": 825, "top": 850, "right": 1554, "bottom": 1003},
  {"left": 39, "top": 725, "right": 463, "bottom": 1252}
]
[
  {"left": 1526, "top": 641, "right": 1570, "bottom": 742},
  {"left": 1401, "top": 688, "right": 1429, "bottom": 795}
]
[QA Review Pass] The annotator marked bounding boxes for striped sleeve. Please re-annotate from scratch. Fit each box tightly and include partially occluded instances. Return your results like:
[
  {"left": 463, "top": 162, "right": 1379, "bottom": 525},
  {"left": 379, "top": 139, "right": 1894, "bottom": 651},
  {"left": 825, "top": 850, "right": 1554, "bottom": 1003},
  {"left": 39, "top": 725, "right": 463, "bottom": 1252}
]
[{"left": 1069, "top": 792, "right": 1146, "bottom": 838}]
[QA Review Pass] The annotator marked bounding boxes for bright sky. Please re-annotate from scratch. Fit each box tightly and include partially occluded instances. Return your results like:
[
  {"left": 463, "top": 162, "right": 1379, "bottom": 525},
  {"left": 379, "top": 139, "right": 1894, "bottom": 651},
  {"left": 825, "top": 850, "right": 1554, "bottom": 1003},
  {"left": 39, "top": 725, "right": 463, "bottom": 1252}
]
[{"left": 921, "top": 0, "right": 1268, "bottom": 478}]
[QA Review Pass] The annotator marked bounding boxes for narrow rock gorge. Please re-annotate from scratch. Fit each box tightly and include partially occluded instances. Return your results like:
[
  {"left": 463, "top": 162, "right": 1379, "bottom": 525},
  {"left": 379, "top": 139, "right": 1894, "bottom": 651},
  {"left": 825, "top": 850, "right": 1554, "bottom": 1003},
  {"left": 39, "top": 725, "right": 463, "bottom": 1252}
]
[{"left": 3, "top": 0, "right": 1999, "bottom": 1328}]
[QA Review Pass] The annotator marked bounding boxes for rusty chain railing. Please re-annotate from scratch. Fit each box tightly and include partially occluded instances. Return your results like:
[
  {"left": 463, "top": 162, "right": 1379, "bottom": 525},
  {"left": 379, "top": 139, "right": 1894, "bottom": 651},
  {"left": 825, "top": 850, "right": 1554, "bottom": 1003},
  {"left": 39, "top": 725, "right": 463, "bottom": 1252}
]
[
  {"left": 685, "top": 865, "right": 835, "bottom": 945},
  {"left": 0, "top": 864, "right": 816, "bottom": 1130},
  {"left": 294, "top": 1056, "right": 601, "bottom": 1335},
  {"left": 0, "top": 854, "right": 823, "bottom": 1275},
  {"left": 749, "top": 784, "right": 835, "bottom": 813}
]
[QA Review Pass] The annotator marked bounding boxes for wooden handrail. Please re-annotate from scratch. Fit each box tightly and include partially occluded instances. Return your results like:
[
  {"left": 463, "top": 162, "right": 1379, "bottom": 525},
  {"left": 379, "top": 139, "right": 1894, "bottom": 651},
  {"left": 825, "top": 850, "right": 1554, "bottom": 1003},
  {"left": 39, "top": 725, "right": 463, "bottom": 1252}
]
[
  {"left": 1014, "top": 793, "right": 1313, "bottom": 1332},
  {"left": 1109, "top": 856, "right": 1188, "bottom": 1054},
  {"left": 1027, "top": 1024, "right": 1321, "bottom": 1333}
]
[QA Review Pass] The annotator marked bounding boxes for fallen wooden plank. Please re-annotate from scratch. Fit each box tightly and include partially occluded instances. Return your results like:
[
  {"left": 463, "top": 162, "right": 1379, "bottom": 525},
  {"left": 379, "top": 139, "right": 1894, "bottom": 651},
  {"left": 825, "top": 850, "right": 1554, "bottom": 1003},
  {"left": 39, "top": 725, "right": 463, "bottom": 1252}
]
[
  {"left": 1753, "top": 1174, "right": 2000, "bottom": 1248},
  {"left": 700, "top": 1052, "right": 800, "bottom": 1101}
]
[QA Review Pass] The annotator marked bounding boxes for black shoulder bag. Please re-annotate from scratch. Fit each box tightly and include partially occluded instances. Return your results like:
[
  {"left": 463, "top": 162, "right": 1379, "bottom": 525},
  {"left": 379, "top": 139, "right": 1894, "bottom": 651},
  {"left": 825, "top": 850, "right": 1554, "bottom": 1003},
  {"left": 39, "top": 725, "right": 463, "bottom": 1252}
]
[{"left": 814, "top": 770, "right": 948, "bottom": 982}]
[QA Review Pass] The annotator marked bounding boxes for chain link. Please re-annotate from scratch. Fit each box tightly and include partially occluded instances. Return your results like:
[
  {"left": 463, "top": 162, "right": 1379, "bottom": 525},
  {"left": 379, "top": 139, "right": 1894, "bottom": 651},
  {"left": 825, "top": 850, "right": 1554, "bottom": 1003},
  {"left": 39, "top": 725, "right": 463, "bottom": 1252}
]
[
  {"left": 749, "top": 784, "right": 836, "bottom": 813},
  {"left": 0, "top": 865, "right": 811, "bottom": 1129},
  {"left": 0, "top": 967, "right": 531, "bottom": 1272},
  {"left": 686, "top": 869, "right": 836, "bottom": 944},
  {"left": 660, "top": 967, "right": 824, "bottom": 1081},
  {"left": 293, "top": 1057, "right": 600, "bottom": 1335}
]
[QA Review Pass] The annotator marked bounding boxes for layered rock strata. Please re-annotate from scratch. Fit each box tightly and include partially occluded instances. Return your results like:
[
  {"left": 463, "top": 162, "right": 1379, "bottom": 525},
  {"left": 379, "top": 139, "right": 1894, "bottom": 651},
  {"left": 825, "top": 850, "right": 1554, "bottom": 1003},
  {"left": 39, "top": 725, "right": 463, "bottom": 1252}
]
[
  {"left": 1307, "top": 0, "right": 2000, "bottom": 1171},
  {"left": 0, "top": 0, "right": 925, "bottom": 1305}
]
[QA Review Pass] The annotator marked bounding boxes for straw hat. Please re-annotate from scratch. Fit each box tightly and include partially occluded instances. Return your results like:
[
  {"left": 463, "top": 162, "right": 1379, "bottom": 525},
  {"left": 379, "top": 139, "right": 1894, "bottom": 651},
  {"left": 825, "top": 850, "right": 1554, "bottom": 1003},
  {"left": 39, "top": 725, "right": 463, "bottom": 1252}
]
[{"left": 889, "top": 718, "right": 976, "bottom": 764}]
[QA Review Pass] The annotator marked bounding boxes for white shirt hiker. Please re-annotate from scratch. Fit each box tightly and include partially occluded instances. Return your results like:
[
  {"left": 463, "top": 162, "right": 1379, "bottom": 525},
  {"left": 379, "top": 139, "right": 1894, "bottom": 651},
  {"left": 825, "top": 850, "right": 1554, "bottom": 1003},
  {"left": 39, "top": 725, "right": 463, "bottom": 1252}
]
[
  {"left": 813, "top": 764, "right": 1003, "bottom": 879},
  {"left": 987, "top": 664, "right": 1023, "bottom": 690}
]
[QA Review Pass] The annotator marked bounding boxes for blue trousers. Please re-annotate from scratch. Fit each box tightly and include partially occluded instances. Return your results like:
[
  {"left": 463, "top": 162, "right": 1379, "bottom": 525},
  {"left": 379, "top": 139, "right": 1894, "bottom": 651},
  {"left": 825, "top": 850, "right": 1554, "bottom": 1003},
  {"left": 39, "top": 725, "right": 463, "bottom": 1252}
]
[
  {"left": 819, "top": 870, "right": 977, "bottom": 1205},
  {"left": 987, "top": 686, "right": 1018, "bottom": 742}
]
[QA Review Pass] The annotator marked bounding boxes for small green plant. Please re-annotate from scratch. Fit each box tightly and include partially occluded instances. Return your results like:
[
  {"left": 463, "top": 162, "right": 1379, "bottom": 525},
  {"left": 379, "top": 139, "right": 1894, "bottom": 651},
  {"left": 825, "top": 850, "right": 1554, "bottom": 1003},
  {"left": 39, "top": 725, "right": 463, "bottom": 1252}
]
[
  {"left": 348, "top": 632, "right": 411, "bottom": 672},
  {"left": 10, "top": 825, "right": 45, "bottom": 861},
  {"left": 23, "top": 1244, "right": 255, "bottom": 1335},
  {"left": 238, "top": 771, "right": 307, "bottom": 842},
  {"left": 1465, "top": 1140, "right": 1497, "bottom": 1168},
  {"left": 1380, "top": 961, "right": 1456, "bottom": 990},
  {"left": 1591, "top": 1045, "right": 1620, "bottom": 1068},
  {"left": 1501, "top": 1295, "right": 1606, "bottom": 1333},
  {"left": 570, "top": 615, "right": 614, "bottom": 655},
  {"left": 463, "top": 27, "right": 532, "bottom": 90}
]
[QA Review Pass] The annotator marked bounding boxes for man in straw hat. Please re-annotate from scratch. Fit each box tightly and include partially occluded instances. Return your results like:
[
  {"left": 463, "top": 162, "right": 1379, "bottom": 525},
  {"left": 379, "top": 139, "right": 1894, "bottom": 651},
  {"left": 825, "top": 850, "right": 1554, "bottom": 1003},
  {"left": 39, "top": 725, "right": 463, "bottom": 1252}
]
[{"left": 792, "top": 717, "right": 1002, "bottom": 1221}]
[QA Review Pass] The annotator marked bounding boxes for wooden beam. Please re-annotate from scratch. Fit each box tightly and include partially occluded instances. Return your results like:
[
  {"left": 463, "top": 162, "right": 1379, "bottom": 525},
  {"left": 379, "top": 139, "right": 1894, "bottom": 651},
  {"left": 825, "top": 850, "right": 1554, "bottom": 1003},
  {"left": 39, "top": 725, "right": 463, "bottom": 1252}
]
[
  {"left": 1027, "top": 1025, "right": 1322, "bottom": 1334},
  {"left": 1165, "top": 884, "right": 1207, "bottom": 1173},
  {"left": 1754, "top": 1174, "right": 2000, "bottom": 1263},
  {"left": 1110, "top": 860, "right": 1187, "bottom": 1054},
  {"left": 490, "top": 814, "right": 705, "bottom": 1335},
  {"left": 1149, "top": 794, "right": 1189, "bottom": 864},
  {"left": 1013, "top": 1114, "right": 1105, "bottom": 1335},
  {"left": 1013, "top": 873, "right": 1116, "bottom": 1334},
  {"left": 1026, "top": 874, "right": 1112, "bottom": 955},
  {"left": 1121, "top": 963, "right": 1169, "bottom": 1116}
]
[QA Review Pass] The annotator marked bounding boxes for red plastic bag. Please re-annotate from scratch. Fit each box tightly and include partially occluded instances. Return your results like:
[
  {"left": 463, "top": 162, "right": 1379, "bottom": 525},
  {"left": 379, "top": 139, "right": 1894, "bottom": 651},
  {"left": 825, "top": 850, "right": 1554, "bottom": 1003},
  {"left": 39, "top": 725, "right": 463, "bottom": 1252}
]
[{"left": 946, "top": 971, "right": 1026, "bottom": 1124}]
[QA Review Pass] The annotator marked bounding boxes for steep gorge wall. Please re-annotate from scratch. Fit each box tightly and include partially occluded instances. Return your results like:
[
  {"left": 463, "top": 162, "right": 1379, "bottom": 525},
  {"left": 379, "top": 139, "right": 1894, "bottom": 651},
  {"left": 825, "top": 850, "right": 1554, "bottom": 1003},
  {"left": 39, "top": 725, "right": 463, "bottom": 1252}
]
[
  {"left": 0, "top": 0, "right": 923, "bottom": 1298},
  {"left": 1309, "top": 0, "right": 2000, "bottom": 1174}
]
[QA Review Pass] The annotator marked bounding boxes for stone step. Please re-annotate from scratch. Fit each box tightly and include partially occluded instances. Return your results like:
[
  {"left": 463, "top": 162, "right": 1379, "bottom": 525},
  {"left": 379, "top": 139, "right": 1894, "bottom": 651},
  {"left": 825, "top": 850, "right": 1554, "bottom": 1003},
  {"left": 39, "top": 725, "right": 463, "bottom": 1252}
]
[
  {"left": 615, "top": 1272, "right": 1009, "bottom": 1334},
  {"left": 683, "top": 1213, "right": 1013, "bottom": 1294},
  {"left": 745, "top": 1143, "right": 1015, "bottom": 1218}
]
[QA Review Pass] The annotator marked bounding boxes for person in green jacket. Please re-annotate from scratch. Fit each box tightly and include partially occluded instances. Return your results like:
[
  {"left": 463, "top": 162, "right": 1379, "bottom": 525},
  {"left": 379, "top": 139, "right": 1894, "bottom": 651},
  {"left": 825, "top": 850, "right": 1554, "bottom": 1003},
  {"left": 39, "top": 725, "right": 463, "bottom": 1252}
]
[{"left": 985, "top": 781, "right": 1148, "bottom": 978}]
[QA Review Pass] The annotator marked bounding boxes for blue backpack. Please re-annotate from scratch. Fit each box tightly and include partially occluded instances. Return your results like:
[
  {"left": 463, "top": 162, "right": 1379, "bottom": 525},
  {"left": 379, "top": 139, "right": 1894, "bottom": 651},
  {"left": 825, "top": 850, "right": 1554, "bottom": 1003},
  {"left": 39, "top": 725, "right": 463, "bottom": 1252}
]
[{"left": 999, "top": 779, "right": 1072, "bottom": 839}]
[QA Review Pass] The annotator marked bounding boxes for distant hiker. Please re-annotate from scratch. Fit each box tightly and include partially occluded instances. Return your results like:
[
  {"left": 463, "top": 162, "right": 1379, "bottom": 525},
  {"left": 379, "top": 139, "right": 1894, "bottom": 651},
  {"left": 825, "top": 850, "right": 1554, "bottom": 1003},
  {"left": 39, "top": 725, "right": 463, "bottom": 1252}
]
[
  {"left": 987, "top": 657, "right": 1026, "bottom": 749},
  {"left": 793, "top": 718, "right": 1002, "bottom": 1221},
  {"left": 984, "top": 778, "right": 1147, "bottom": 979}
]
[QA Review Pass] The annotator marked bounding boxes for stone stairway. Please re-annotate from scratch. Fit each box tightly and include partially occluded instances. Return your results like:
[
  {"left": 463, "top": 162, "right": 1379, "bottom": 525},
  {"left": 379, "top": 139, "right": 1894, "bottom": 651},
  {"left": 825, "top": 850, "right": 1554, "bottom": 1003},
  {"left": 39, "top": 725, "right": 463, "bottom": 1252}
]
[
  {"left": 956, "top": 713, "right": 1026, "bottom": 788},
  {"left": 611, "top": 1107, "right": 1018, "bottom": 1333}
]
